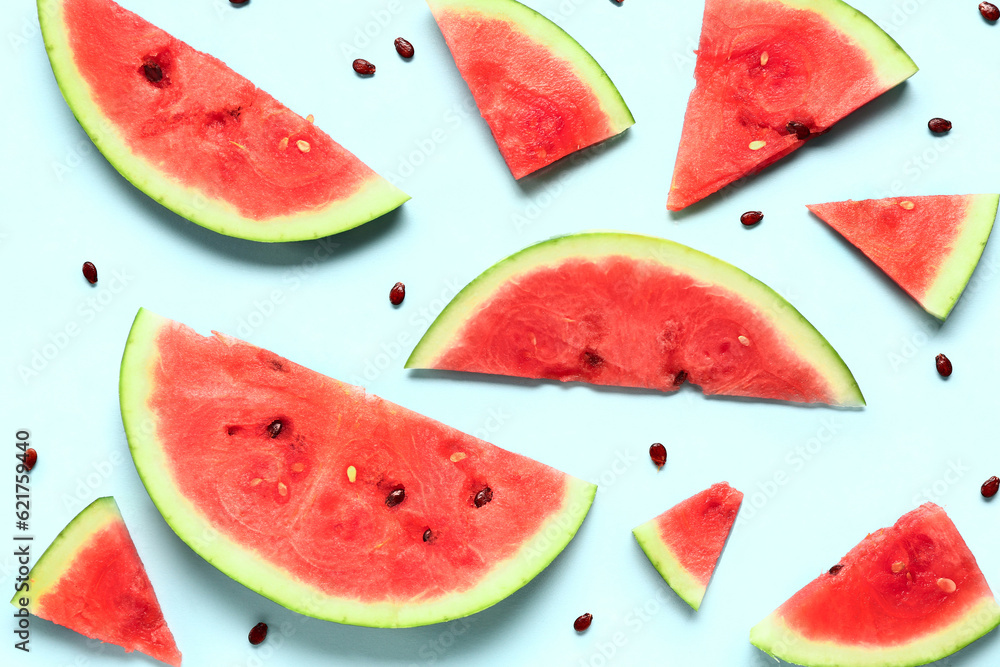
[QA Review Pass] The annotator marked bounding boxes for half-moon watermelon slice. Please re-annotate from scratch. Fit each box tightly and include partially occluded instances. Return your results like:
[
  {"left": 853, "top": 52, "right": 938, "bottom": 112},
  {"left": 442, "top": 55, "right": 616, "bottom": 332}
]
[
  {"left": 751, "top": 503, "right": 1000, "bottom": 667},
  {"left": 38, "top": 0, "right": 409, "bottom": 241},
  {"left": 667, "top": 0, "right": 918, "bottom": 211},
  {"left": 119, "top": 308, "right": 596, "bottom": 628},
  {"left": 406, "top": 232, "right": 864, "bottom": 406},
  {"left": 10, "top": 497, "right": 182, "bottom": 666},
  {"left": 427, "top": 0, "right": 634, "bottom": 179},
  {"left": 632, "top": 482, "right": 743, "bottom": 611},
  {"left": 807, "top": 195, "right": 999, "bottom": 320}
]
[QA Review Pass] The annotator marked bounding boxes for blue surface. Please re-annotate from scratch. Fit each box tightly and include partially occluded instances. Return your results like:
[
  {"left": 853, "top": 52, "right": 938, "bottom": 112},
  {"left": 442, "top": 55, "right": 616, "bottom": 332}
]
[{"left": 2, "top": 0, "right": 1000, "bottom": 665}]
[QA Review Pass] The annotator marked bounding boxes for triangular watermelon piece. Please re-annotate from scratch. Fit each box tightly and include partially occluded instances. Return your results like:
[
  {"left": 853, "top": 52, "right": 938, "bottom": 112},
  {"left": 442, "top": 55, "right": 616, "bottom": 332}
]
[
  {"left": 11, "top": 497, "right": 181, "bottom": 666},
  {"left": 751, "top": 503, "right": 1000, "bottom": 667},
  {"left": 807, "top": 195, "right": 999, "bottom": 320},
  {"left": 38, "top": 0, "right": 409, "bottom": 241},
  {"left": 632, "top": 482, "right": 743, "bottom": 611},
  {"left": 667, "top": 0, "right": 918, "bottom": 211},
  {"left": 427, "top": 0, "right": 634, "bottom": 179}
]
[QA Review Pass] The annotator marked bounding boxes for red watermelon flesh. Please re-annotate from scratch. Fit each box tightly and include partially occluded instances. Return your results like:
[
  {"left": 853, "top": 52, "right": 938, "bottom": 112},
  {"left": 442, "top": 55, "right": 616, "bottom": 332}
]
[
  {"left": 667, "top": 0, "right": 917, "bottom": 211},
  {"left": 807, "top": 195, "right": 999, "bottom": 320}
]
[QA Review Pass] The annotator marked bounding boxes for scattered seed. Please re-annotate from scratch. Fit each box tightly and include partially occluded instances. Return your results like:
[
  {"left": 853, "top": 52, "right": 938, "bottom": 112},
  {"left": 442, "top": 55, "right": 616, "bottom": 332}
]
[
  {"left": 248, "top": 622, "right": 267, "bottom": 646},
  {"left": 450, "top": 452, "right": 467, "bottom": 462},
  {"left": 786, "top": 120, "right": 811, "bottom": 140},
  {"left": 891, "top": 561, "right": 906, "bottom": 574},
  {"left": 231, "top": 0, "right": 250, "bottom": 5},
  {"left": 353, "top": 59, "right": 376, "bottom": 76},
  {"left": 937, "top": 577, "right": 957, "bottom": 593},
  {"left": 142, "top": 59, "right": 163, "bottom": 83},
  {"left": 347, "top": 465, "right": 357, "bottom": 483},
  {"left": 982, "top": 2, "right": 1000, "bottom": 21},
  {"left": 928, "top": 117, "right": 952, "bottom": 134},
  {"left": 899, "top": 200, "right": 915, "bottom": 210},
  {"left": 423, "top": 528, "right": 433, "bottom": 542},
  {"left": 24, "top": 448, "right": 37, "bottom": 472},
  {"left": 277, "top": 482, "right": 288, "bottom": 497},
  {"left": 278, "top": 137, "right": 289, "bottom": 151},
  {"left": 267, "top": 420, "right": 283, "bottom": 438},
  {"left": 935, "top": 354, "right": 953, "bottom": 377},
  {"left": 748, "top": 140, "right": 767, "bottom": 150},
  {"left": 306, "top": 114, "right": 314, "bottom": 124},
  {"left": 296, "top": 140, "right": 311, "bottom": 153},
  {"left": 574, "top": 613, "right": 593, "bottom": 632},
  {"left": 291, "top": 463, "right": 305, "bottom": 472},
  {"left": 673, "top": 370, "right": 688, "bottom": 386},
  {"left": 474, "top": 486, "right": 493, "bottom": 508},
  {"left": 982, "top": 476, "right": 999, "bottom": 498},
  {"left": 386, "top": 487, "right": 406, "bottom": 507},
  {"left": 390, "top": 282, "right": 406, "bottom": 305},
  {"left": 649, "top": 443, "right": 667, "bottom": 469},
  {"left": 249, "top": 478, "right": 262, "bottom": 487},
  {"left": 82, "top": 261, "right": 98, "bottom": 284},
  {"left": 828, "top": 564, "right": 844, "bottom": 575},
  {"left": 760, "top": 51, "right": 769, "bottom": 66},
  {"left": 741, "top": 211, "right": 764, "bottom": 226},
  {"left": 394, "top": 37, "right": 415, "bottom": 59}
]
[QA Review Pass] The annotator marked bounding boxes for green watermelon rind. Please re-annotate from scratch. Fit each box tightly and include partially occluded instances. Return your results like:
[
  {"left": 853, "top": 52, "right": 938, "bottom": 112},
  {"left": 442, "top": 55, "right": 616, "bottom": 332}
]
[
  {"left": 427, "top": 0, "right": 635, "bottom": 144},
  {"left": 632, "top": 521, "right": 706, "bottom": 611},
  {"left": 8, "top": 497, "right": 119, "bottom": 610},
  {"left": 119, "top": 307, "right": 597, "bottom": 628},
  {"left": 37, "top": 0, "right": 410, "bottom": 243},
  {"left": 750, "top": 597, "right": 1000, "bottom": 667},
  {"left": 405, "top": 232, "right": 865, "bottom": 407}
]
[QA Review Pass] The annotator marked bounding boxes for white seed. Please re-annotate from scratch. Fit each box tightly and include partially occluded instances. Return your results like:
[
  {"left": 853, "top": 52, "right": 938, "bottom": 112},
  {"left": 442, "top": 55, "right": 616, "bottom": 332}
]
[
  {"left": 278, "top": 137, "right": 289, "bottom": 151},
  {"left": 277, "top": 482, "right": 288, "bottom": 497},
  {"left": 738, "top": 335, "right": 750, "bottom": 346},
  {"left": 297, "top": 140, "right": 311, "bottom": 153},
  {"left": 891, "top": 561, "right": 905, "bottom": 574},
  {"left": 249, "top": 478, "right": 262, "bottom": 487},
  {"left": 749, "top": 140, "right": 767, "bottom": 151},
  {"left": 450, "top": 452, "right": 467, "bottom": 462},
  {"left": 291, "top": 463, "right": 305, "bottom": 472},
  {"left": 899, "top": 200, "right": 915, "bottom": 210},
  {"left": 760, "top": 51, "right": 769, "bottom": 66},
  {"left": 306, "top": 114, "right": 315, "bottom": 124},
  {"left": 937, "top": 577, "right": 956, "bottom": 593},
  {"left": 347, "top": 465, "right": 357, "bottom": 483}
]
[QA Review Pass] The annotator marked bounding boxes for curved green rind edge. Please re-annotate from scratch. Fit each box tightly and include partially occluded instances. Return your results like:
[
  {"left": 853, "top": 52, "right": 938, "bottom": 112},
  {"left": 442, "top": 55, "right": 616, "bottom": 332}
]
[
  {"left": 632, "top": 521, "right": 706, "bottom": 611},
  {"left": 426, "top": 0, "right": 635, "bottom": 133},
  {"left": 922, "top": 194, "right": 999, "bottom": 320},
  {"left": 750, "top": 597, "right": 1000, "bottom": 667},
  {"left": 9, "top": 497, "right": 120, "bottom": 610},
  {"left": 37, "top": 0, "right": 409, "bottom": 243},
  {"left": 120, "top": 307, "right": 597, "bottom": 628},
  {"left": 405, "top": 232, "right": 865, "bottom": 408}
]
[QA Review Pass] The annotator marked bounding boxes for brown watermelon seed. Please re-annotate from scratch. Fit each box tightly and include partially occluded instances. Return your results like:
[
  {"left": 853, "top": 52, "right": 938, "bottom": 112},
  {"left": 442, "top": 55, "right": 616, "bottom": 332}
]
[
  {"left": 423, "top": 528, "right": 433, "bottom": 542},
  {"left": 673, "top": 370, "right": 688, "bottom": 386},
  {"left": 828, "top": 564, "right": 843, "bottom": 575},
  {"left": 786, "top": 121, "right": 811, "bottom": 140},
  {"left": 353, "top": 59, "right": 376, "bottom": 76},
  {"left": 24, "top": 448, "right": 37, "bottom": 472},
  {"left": 982, "top": 476, "right": 999, "bottom": 498},
  {"left": 248, "top": 622, "right": 267, "bottom": 645},
  {"left": 891, "top": 561, "right": 906, "bottom": 574},
  {"left": 390, "top": 282, "right": 406, "bottom": 305},
  {"left": 741, "top": 211, "right": 764, "bottom": 227},
  {"left": 142, "top": 59, "right": 163, "bottom": 83},
  {"left": 386, "top": 487, "right": 406, "bottom": 508},
  {"left": 582, "top": 351, "right": 603, "bottom": 367},
  {"left": 574, "top": 613, "right": 593, "bottom": 632},
  {"left": 82, "top": 261, "right": 98, "bottom": 284},
  {"left": 231, "top": 0, "right": 250, "bottom": 4},
  {"left": 928, "top": 118, "right": 952, "bottom": 134},
  {"left": 267, "top": 420, "right": 283, "bottom": 438},
  {"left": 935, "top": 354, "right": 953, "bottom": 377},
  {"left": 474, "top": 486, "right": 493, "bottom": 508},
  {"left": 649, "top": 443, "right": 667, "bottom": 469},
  {"left": 983, "top": 3, "right": 1000, "bottom": 21},
  {"left": 394, "top": 37, "right": 415, "bottom": 59}
]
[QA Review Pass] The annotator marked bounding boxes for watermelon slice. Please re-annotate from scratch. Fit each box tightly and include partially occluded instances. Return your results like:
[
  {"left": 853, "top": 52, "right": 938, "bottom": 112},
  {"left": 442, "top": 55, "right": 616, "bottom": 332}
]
[
  {"left": 751, "top": 503, "right": 1000, "bottom": 667},
  {"left": 38, "top": 0, "right": 409, "bottom": 241},
  {"left": 807, "top": 195, "right": 999, "bottom": 320},
  {"left": 10, "top": 497, "right": 181, "bottom": 666},
  {"left": 405, "top": 232, "right": 864, "bottom": 407},
  {"left": 667, "top": 0, "right": 918, "bottom": 211},
  {"left": 118, "top": 308, "right": 596, "bottom": 628},
  {"left": 427, "top": 0, "right": 634, "bottom": 179},
  {"left": 632, "top": 482, "right": 743, "bottom": 611}
]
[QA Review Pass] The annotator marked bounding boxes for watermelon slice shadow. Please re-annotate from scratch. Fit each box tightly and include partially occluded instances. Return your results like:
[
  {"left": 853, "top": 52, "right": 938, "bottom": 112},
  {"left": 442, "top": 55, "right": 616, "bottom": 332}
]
[{"left": 511, "top": 129, "right": 633, "bottom": 196}]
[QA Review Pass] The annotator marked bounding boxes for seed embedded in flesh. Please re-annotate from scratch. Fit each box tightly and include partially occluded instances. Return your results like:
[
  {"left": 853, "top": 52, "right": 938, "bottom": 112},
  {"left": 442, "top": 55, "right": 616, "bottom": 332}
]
[
  {"left": 267, "top": 420, "right": 283, "bottom": 438},
  {"left": 649, "top": 443, "right": 667, "bottom": 469},
  {"left": 450, "top": 452, "right": 467, "bottom": 462},
  {"left": 394, "top": 37, "right": 415, "bottom": 58},
  {"left": 306, "top": 114, "right": 314, "bottom": 124},
  {"left": 142, "top": 59, "right": 163, "bottom": 83},
  {"left": 296, "top": 140, "right": 310, "bottom": 153},
  {"left": 390, "top": 282, "right": 406, "bottom": 305},
  {"left": 673, "top": 370, "right": 688, "bottom": 386},
  {"left": 474, "top": 487, "right": 493, "bottom": 508},
  {"left": 423, "top": 529, "right": 433, "bottom": 542},
  {"left": 582, "top": 351, "right": 603, "bottom": 367},
  {"left": 277, "top": 482, "right": 288, "bottom": 497},
  {"left": 828, "top": 564, "right": 843, "bottom": 575},
  {"left": 899, "top": 200, "right": 915, "bottom": 210},
  {"left": 935, "top": 354, "right": 953, "bottom": 377},
  {"left": 386, "top": 488, "right": 406, "bottom": 507},
  {"left": 574, "top": 613, "right": 593, "bottom": 632},
  {"left": 982, "top": 2, "right": 1000, "bottom": 21},
  {"left": 82, "top": 261, "right": 98, "bottom": 284},
  {"left": 748, "top": 140, "right": 767, "bottom": 150},
  {"left": 741, "top": 211, "right": 763, "bottom": 226},
  {"left": 937, "top": 577, "right": 957, "bottom": 593},
  {"left": 928, "top": 118, "right": 952, "bottom": 133},
  {"left": 347, "top": 466, "right": 357, "bottom": 483},
  {"left": 248, "top": 622, "right": 267, "bottom": 645},
  {"left": 249, "top": 478, "right": 262, "bottom": 487},
  {"left": 891, "top": 561, "right": 906, "bottom": 574},
  {"left": 24, "top": 448, "right": 38, "bottom": 472},
  {"left": 982, "top": 476, "right": 999, "bottom": 498},
  {"left": 786, "top": 120, "right": 811, "bottom": 140},
  {"left": 291, "top": 463, "right": 305, "bottom": 472},
  {"left": 353, "top": 59, "right": 376, "bottom": 76},
  {"left": 738, "top": 335, "right": 750, "bottom": 346},
  {"left": 278, "top": 137, "right": 289, "bottom": 151},
  {"left": 760, "top": 51, "right": 769, "bottom": 66}
]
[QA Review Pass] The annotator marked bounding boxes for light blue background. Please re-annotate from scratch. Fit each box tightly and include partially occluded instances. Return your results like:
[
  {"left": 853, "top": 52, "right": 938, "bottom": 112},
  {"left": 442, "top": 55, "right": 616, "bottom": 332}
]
[{"left": 3, "top": 0, "right": 1000, "bottom": 665}]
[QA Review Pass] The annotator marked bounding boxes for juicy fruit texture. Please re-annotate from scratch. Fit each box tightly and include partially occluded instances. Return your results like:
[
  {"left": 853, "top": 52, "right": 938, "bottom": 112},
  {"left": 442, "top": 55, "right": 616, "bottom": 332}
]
[
  {"left": 11, "top": 497, "right": 181, "bottom": 666},
  {"left": 807, "top": 195, "right": 999, "bottom": 320},
  {"left": 427, "top": 0, "right": 634, "bottom": 178},
  {"left": 406, "top": 233, "right": 864, "bottom": 406},
  {"left": 119, "top": 309, "right": 595, "bottom": 627},
  {"left": 751, "top": 503, "right": 1000, "bottom": 667},
  {"left": 667, "top": 0, "right": 918, "bottom": 210},
  {"left": 632, "top": 482, "right": 743, "bottom": 611},
  {"left": 38, "top": 0, "right": 408, "bottom": 241}
]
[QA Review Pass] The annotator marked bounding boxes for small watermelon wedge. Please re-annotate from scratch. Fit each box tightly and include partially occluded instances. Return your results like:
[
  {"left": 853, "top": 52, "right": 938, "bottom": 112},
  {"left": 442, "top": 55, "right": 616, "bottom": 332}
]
[
  {"left": 751, "top": 503, "right": 1000, "bottom": 667},
  {"left": 667, "top": 0, "right": 918, "bottom": 211},
  {"left": 427, "top": 0, "right": 634, "bottom": 179},
  {"left": 38, "top": 0, "right": 409, "bottom": 241},
  {"left": 807, "top": 195, "right": 999, "bottom": 320},
  {"left": 406, "top": 232, "right": 864, "bottom": 406},
  {"left": 119, "top": 309, "right": 596, "bottom": 628},
  {"left": 633, "top": 482, "right": 743, "bottom": 611},
  {"left": 10, "top": 497, "right": 181, "bottom": 666}
]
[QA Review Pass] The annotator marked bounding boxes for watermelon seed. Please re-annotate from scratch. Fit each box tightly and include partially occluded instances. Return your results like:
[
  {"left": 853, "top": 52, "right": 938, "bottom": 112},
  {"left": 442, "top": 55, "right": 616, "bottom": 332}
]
[
  {"left": 828, "top": 564, "right": 843, "bottom": 575},
  {"left": 574, "top": 613, "right": 593, "bottom": 632},
  {"left": 395, "top": 37, "right": 415, "bottom": 59},
  {"left": 347, "top": 466, "right": 357, "bottom": 483},
  {"left": 291, "top": 463, "right": 305, "bottom": 473},
  {"left": 899, "top": 200, "right": 915, "bottom": 210},
  {"left": 248, "top": 622, "right": 267, "bottom": 646},
  {"left": 386, "top": 488, "right": 406, "bottom": 507},
  {"left": 738, "top": 335, "right": 750, "bottom": 346},
  {"left": 673, "top": 370, "right": 688, "bottom": 386},
  {"left": 24, "top": 448, "right": 37, "bottom": 472},
  {"left": 474, "top": 487, "right": 493, "bottom": 508},
  {"left": 278, "top": 137, "right": 289, "bottom": 151},
  {"left": 423, "top": 529, "right": 433, "bottom": 542},
  {"left": 296, "top": 140, "right": 311, "bottom": 153},
  {"left": 450, "top": 452, "right": 467, "bottom": 462},
  {"left": 267, "top": 420, "right": 283, "bottom": 438},
  {"left": 748, "top": 141, "right": 766, "bottom": 151},
  {"left": 891, "top": 561, "right": 906, "bottom": 574},
  {"left": 786, "top": 121, "right": 811, "bottom": 140},
  {"left": 649, "top": 443, "right": 667, "bottom": 469},
  {"left": 935, "top": 354, "right": 953, "bottom": 377},
  {"left": 928, "top": 118, "right": 952, "bottom": 134},
  {"left": 740, "top": 211, "right": 763, "bottom": 226},
  {"left": 142, "top": 59, "right": 163, "bottom": 83},
  {"left": 982, "top": 476, "right": 999, "bottom": 498},
  {"left": 230, "top": 0, "right": 250, "bottom": 5},
  {"left": 249, "top": 478, "right": 262, "bottom": 487},
  {"left": 390, "top": 282, "right": 406, "bottom": 305},
  {"left": 353, "top": 59, "right": 376, "bottom": 76},
  {"left": 277, "top": 482, "right": 288, "bottom": 497},
  {"left": 582, "top": 350, "right": 603, "bottom": 367},
  {"left": 82, "top": 261, "right": 98, "bottom": 284},
  {"left": 306, "top": 114, "right": 314, "bottom": 124},
  {"left": 760, "top": 51, "right": 769, "bottom": 66},
  {"left": 982, "top": 3, "right": 1000, "bottom": 21},
  {"left": 937, "top": 577, "right": 956, "bottom": 594}
]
